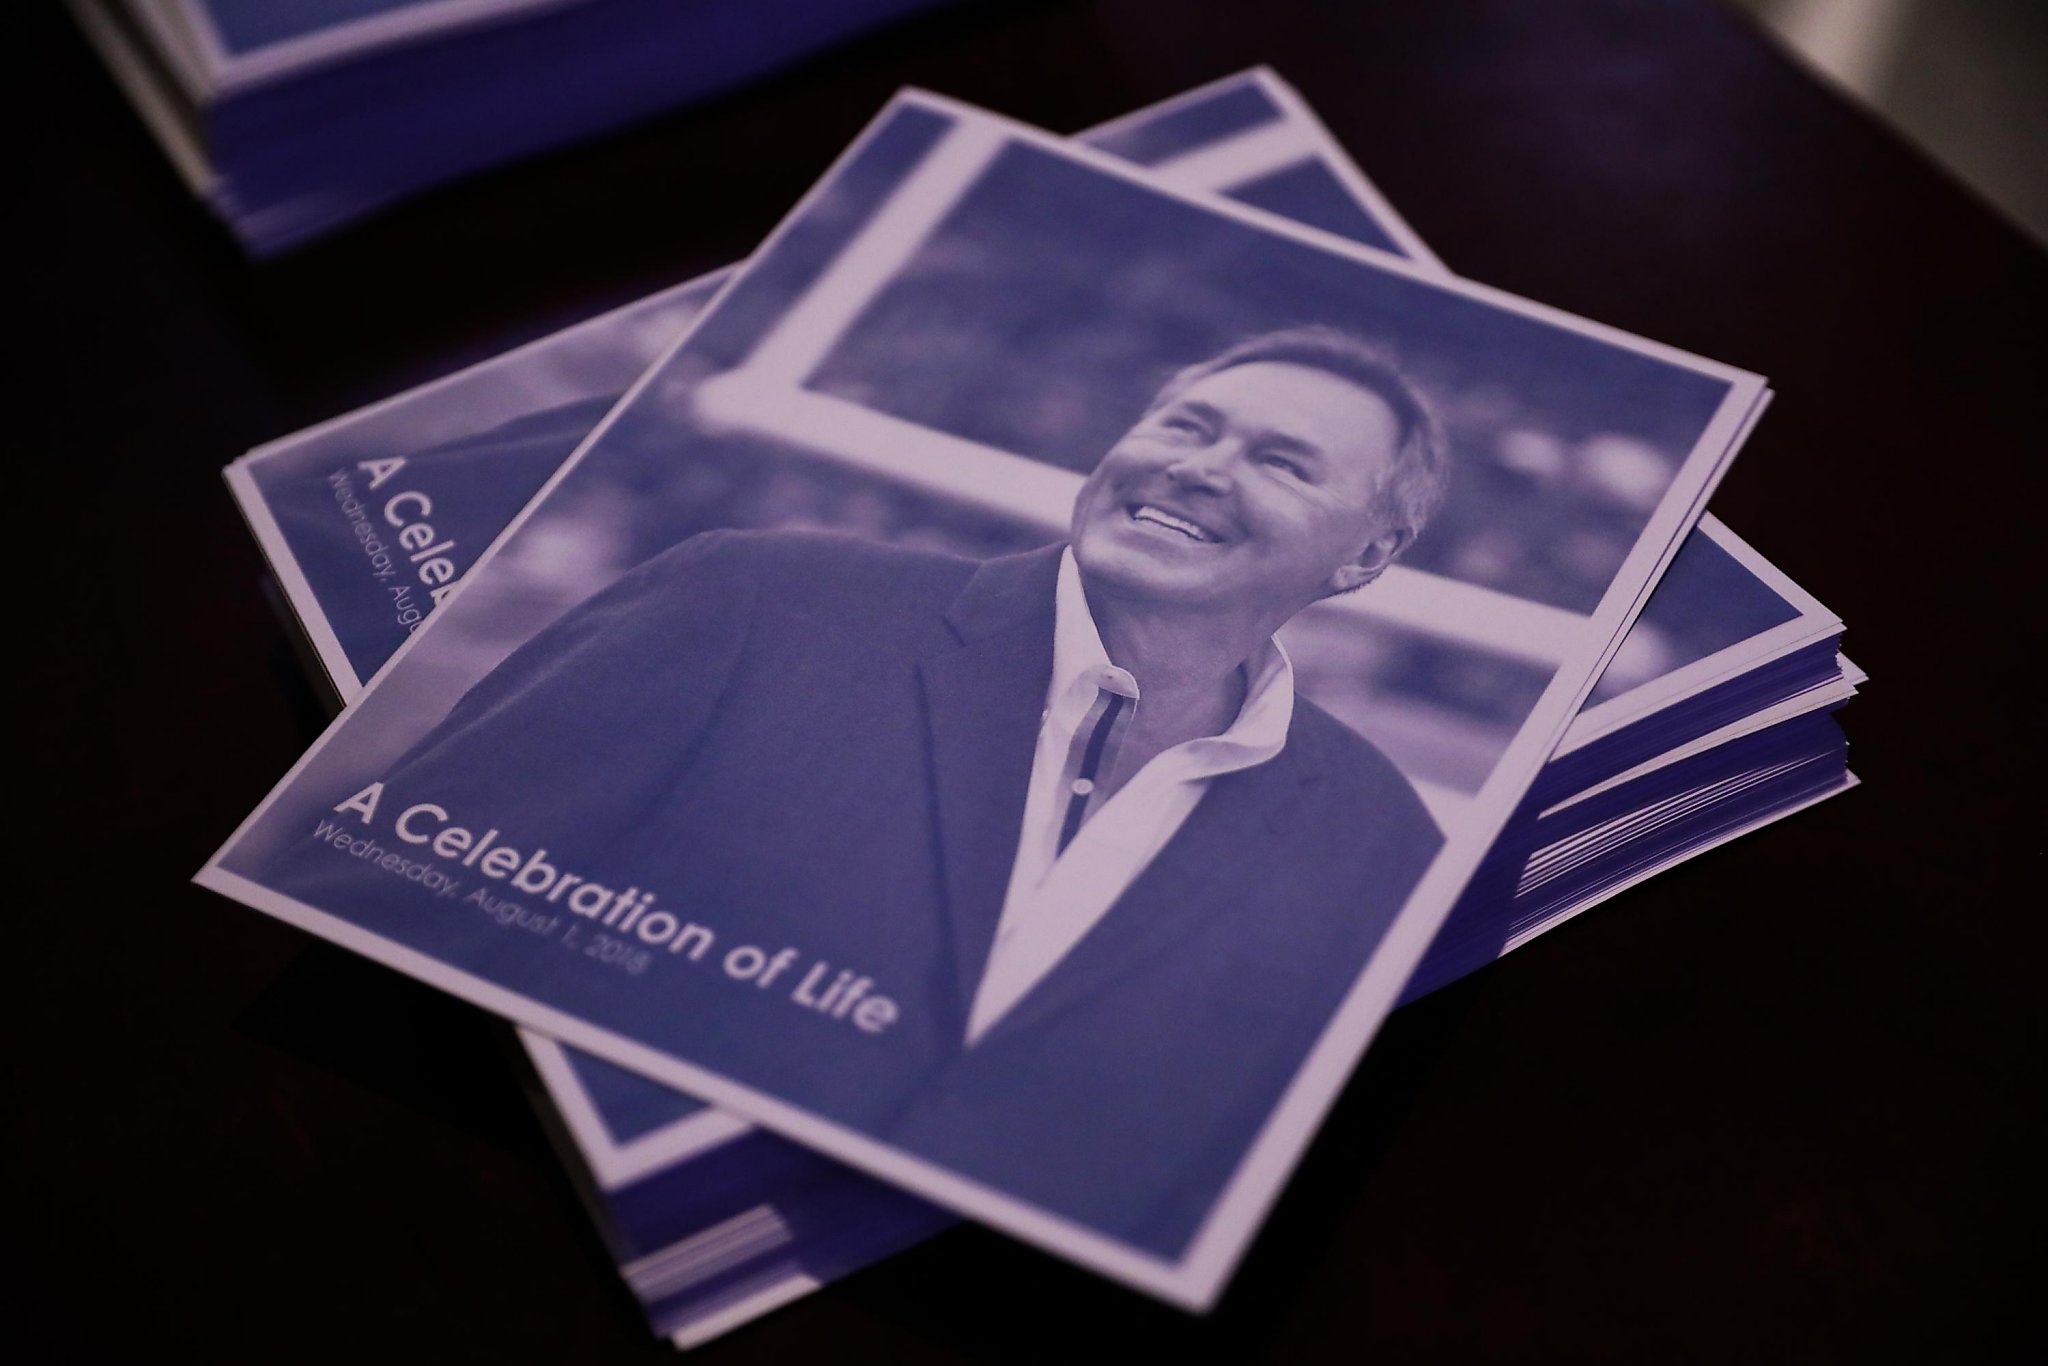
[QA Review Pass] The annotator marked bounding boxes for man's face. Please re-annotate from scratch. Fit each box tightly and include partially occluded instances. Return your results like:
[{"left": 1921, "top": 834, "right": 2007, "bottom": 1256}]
[{"left": 1071, "top": 360, "right": 1407, "bottom": 625}]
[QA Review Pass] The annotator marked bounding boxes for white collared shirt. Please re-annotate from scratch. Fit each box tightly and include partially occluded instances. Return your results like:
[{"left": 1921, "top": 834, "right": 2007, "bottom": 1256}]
[{"left": 964, "top": 549, "right": 1294, "bottom": 1045}]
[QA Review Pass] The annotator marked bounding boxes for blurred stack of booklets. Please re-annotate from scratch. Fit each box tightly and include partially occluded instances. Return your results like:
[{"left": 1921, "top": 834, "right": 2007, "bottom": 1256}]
[
  {"left": 209, "top": 70, "right": 1857, "bottom": 1348},
  {"left": 68, "top": 0, "right": 953, "bottom": 253}
]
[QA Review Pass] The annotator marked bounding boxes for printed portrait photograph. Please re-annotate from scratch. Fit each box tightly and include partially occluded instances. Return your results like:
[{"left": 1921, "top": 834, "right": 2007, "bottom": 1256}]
[{"left": 209, "top": 94, "right": 1759, "bottom": 1299}]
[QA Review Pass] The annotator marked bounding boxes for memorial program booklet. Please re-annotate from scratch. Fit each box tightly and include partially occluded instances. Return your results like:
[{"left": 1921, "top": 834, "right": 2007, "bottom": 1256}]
[
  {"left": 225, "top": 72, "right": 1855, "bottom": 1342},
  {"left": 201, "top": 89, "right": 1769, "bottom": 1307}
]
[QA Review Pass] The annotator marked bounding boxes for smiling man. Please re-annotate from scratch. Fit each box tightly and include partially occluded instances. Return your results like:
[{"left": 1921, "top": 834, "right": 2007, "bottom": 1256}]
[
  {"left": 964, "top": 328, "right": 1449, "bottom": 1045},
  {"left": 283, "top": 326, "right": 1452, "bottom": 1254}
]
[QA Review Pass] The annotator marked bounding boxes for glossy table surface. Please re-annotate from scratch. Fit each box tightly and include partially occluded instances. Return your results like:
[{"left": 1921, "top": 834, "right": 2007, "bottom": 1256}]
[{"left": 18, "top": 1, "right": 2042, "bottom": 1360}]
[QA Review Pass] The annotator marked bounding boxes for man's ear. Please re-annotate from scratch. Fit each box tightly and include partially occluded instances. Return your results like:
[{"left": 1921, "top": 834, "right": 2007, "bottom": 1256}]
[{"left": 1326, "top": 526, "right": 1413, "bottom": 594}]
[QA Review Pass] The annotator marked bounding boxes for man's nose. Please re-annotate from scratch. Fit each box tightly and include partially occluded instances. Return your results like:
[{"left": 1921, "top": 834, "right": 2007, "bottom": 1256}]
[{"left": 1163, "top": 439, "right": 1237, "bottom": 493}]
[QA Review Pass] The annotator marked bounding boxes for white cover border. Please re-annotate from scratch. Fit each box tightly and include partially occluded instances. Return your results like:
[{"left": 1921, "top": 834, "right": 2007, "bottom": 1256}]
[
  {"left": 168, "top": 0, "right": 583, "bottom": 95},
  {"left": 1560, "top": 512, "right": 1841, "bottom": 754},
  {"left": 518, "top": 1034, "right": 751, "bottom": 1190}
]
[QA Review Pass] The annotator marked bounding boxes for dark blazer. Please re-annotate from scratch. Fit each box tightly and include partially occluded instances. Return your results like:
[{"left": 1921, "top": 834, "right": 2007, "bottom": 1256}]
[{"left": 288, "top": 528, "right": 1443, "bottom": 1257}]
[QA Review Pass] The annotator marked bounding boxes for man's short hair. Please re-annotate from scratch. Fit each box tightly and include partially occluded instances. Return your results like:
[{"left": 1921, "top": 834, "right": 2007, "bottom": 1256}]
[{"left": 1149, "top": 326, "right": 1450, "bottom": 542}]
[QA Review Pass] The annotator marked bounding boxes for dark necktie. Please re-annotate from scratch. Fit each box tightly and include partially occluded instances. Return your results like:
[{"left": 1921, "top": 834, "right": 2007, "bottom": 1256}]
[{"left": 1055, "top": 689, "right": 1132, "bottom": 855}]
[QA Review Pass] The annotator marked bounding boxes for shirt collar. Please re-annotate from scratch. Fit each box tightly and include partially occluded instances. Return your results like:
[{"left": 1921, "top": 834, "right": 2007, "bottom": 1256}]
[{"left": 1050, "top": 547, "right": 1294, "bottom": 767}]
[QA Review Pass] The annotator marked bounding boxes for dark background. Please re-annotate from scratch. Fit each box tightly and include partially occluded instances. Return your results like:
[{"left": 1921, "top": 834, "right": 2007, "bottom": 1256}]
[{"left": 15, "top": 1, "right": 2041, "bottom": 1360}]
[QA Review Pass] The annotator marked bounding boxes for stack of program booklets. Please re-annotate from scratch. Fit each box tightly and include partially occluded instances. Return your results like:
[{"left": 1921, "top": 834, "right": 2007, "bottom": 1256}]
[
  {"left": 68, "top": 0, "right": 953, "bottom": 253},
  {"left": 208, "top": 71, "right": 1858, "bottom": 1348}
]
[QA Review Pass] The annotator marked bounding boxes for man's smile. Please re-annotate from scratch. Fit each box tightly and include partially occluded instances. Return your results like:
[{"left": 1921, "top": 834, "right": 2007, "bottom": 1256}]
[{"left": 1127, "top": 502, "right": 1227, "bottom": 544}]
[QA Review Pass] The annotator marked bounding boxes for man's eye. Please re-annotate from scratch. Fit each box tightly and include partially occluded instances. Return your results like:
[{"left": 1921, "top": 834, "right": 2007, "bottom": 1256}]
[
  {"left": 1260, "top": 452, "right": 1308, "bottom": 479},
  {"left": 1158, "top": 415, "right": 1206, "bottom": 439}
]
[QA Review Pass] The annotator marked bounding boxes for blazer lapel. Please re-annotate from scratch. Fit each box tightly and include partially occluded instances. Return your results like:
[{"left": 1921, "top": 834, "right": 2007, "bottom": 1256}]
[
  {"left": 917, "top": 543, "right": 1064, "bottom": 1031},
  {"left": 974, "top": 739, "right": 1322, "bottom": 1049}
]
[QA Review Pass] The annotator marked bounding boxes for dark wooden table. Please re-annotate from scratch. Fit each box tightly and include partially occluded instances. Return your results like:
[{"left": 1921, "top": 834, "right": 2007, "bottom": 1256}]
[{"left": 19, "top": 1, "right": 2042, "bottom": 1360}]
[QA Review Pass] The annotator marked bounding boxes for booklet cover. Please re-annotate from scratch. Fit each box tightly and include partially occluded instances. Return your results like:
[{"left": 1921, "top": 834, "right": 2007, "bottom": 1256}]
[
  {"left": 200, "top": 89, "right": 1766, "bottom": 1306},
  {"left": 227, "top": 62, "right": 1848, "bottom": 1210},
  {"left": 224, "top": 71, "right": 1847, "bottom": 1341}
]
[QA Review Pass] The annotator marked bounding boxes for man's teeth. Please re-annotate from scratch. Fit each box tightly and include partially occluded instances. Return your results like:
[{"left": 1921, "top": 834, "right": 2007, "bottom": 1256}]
[{"left": 1132, "top": 506, "right": 1218, "bottom": 542}]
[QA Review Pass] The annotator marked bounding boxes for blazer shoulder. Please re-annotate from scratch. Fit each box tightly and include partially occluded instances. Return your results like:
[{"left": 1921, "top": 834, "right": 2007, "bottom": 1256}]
[
  {"left": 703, "top": 528, "right": 985, "bottom": 615},
  {"left": 1288, "top": 697, "right": 1443, "bottom": 849}
]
